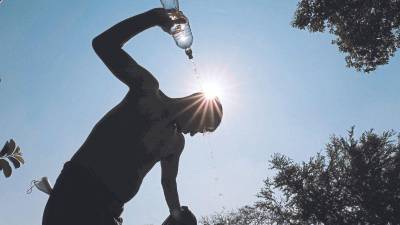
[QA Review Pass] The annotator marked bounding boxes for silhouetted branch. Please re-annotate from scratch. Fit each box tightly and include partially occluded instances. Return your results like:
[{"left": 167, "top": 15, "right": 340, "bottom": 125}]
[{"left": 0, "top": 139, "right": 25, "bottom": 178}]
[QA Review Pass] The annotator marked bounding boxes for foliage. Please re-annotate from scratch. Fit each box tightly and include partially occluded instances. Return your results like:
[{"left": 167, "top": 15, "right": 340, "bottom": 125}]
[
  {"left": 202, "top": 206, "right": 273, "bottom": 225},
  {"left": 0, "top": 139, "right": 25, "bottom": 178},
  {"left": 202, "top": 128, "right": 400, "bottom": 225},
  {"left": 292, "top": 0, "right": 400, "bottom": 73}
]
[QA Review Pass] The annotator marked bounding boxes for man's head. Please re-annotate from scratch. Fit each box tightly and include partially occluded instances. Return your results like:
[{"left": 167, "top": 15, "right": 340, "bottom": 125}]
[{"left": 174, "top": 92, "right": 223, "bottom": 136}]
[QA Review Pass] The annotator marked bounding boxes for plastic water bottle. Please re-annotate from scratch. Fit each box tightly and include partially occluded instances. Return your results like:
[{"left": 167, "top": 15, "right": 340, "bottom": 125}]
[{"left": 160, "top": 0, "right": 194, "bottom": 59}]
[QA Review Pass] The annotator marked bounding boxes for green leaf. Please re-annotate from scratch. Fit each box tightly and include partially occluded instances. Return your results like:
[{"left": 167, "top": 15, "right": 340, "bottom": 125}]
[
  {"left": 0, "top": 141, "right": 8, "bottom": 157},
  {"left": 7, "top": 139, "right": 16, "bottom": 155},
  {"left": 8, "top": 157, "right": 21, "bottom": 169},
  {"left": 14, "top": 146, "right": 21, "bottom": 154},
  {"left": 0, "top": 159, "right": 12, "bottom": 178},
  {"left": 14, "top": 155, "right": 25, "bottom": 164}
]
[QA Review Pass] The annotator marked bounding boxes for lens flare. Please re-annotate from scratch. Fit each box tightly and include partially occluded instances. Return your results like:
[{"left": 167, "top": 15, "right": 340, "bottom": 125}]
[{"left": 201, "top": 80, "right": 223, "bottom": 100}]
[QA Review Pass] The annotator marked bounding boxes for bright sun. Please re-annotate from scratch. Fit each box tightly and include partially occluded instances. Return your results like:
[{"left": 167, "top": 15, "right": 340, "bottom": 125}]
[
  {"left": 201, "top": 80, "right": 224, "bottom": 100},
  {"left": 185, "top": 64, "right": 238, "bottom": 105},
  {"left": 201, "top": 79, "right": 223, "bottom": 100}
]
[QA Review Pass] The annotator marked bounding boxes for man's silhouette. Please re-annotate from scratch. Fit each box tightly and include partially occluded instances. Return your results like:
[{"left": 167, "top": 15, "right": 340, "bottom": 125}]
[{"left": 42, "top": 8, "right": 222, "bottom": 225}]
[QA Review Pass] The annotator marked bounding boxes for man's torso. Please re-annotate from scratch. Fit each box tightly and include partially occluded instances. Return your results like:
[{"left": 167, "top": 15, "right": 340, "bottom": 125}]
[{"left": 71, "top": 90, "right": 184, "bottom": 202}]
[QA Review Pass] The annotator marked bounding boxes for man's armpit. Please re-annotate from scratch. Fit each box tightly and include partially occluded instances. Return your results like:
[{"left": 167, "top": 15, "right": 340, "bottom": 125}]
[{"left": 124, "top": 66, "right": 159, "bottom": 91}]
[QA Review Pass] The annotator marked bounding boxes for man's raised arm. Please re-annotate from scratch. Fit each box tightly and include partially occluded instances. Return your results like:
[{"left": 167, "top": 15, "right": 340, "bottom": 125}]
[{"left": 92, "top": 9, "right": 170, "bottom": 89}]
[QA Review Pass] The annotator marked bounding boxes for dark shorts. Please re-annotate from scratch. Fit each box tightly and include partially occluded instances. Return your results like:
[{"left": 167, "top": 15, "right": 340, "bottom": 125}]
[{"left": 42, "top": 161, "right": 124, "bottom": 225}]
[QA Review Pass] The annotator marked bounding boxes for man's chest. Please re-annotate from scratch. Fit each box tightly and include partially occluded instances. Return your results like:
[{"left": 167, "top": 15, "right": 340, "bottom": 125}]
[{"left": 142, "top": 124, "right": 184, "bottom": 158}]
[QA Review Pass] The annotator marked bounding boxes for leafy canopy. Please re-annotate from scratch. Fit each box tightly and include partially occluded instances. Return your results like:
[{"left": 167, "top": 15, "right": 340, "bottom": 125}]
[
  {"left": 202, "top": 128, "right": 400, "bottom": 225},
  {"left": 292, "top": 0, "right": 400, "bottom": 73}
]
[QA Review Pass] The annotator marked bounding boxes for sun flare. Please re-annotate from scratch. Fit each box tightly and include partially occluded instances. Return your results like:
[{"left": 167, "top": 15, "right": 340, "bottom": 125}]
[
  {"left": 202, "top": 80, "right": 223, "bottom": 100},
  {"left": 184, "top": 63, "right": 240, "bottom": 111}
]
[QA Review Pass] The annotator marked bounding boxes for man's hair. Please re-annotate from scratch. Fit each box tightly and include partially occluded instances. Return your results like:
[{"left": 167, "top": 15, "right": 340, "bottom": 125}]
[
  {"left": 206, "top": 97, "right": 223, "bottom": 132},
  {"left": 179, "top": 93, "right": 223, "bottom": 132}
]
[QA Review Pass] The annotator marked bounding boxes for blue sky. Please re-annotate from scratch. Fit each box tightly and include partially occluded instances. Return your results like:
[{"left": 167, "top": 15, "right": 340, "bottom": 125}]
[{"left": 1, "top": 0, "right": 399, "bottom": 225}]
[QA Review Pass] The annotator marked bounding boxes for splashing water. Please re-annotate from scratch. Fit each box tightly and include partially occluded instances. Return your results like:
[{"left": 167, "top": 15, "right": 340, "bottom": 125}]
[
  {"left": 190, "top": 59, "right": 203, "bottom": 90},
  {"left": 190, "top": 59, "right": 198, "bottom": 75},
  {"left": 188, "top": 59, "right": 224, "bottom": 200}
]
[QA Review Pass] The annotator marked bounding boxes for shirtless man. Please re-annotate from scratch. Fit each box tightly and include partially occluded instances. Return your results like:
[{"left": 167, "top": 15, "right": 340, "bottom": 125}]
[{"left": 42, "top": 8, "right": 223, "bottom": 225}]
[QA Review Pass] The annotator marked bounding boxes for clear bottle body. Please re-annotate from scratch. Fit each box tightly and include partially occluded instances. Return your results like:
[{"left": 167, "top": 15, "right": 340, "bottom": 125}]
[
  {"left": 160, "top": 0, "right": 179, "bottom": 11},
  {"left": 160, "top": 0, "right": 193, "bottom": 59},
  {"left": 169, "top": 12, "right": 193, "bottom": 49}
]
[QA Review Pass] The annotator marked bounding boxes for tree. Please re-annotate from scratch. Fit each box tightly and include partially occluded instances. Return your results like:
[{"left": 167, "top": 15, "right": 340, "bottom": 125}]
[
  {"left": 0, "top": 139, "right": 25, "bottom": 178},
  {"left": 202, "top": 128, "right": 400, "bottom": 225},
  {"left": 292, "top": 0, "right": 400, "bottom": 73},
  {"left": 202, "top": 206, "right": 273, "bottom": 225}
]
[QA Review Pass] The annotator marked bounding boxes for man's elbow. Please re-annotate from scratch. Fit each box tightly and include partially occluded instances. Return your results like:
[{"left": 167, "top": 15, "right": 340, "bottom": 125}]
[
  {"left": 92, "top": 34, "right": 119, "bottom": 54},
  {"left": 92, "top": 35, "right": 107, "bottom": 55}
]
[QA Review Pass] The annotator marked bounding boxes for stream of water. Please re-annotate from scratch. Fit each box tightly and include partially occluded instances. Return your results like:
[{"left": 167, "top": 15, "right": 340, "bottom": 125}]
[{"left": 190, "top": 59, "right": 203, "bottom": 90}]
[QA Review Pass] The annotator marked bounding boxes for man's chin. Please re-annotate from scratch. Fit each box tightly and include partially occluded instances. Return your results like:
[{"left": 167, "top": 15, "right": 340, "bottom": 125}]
[{"left": 181, "top": 130, "right": 197, "bottom": 136}]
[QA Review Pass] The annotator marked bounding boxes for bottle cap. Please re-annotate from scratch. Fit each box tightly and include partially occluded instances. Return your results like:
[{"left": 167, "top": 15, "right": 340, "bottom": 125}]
[{"left": 185, "top": 48, "right": 193, "bottom": 59}]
